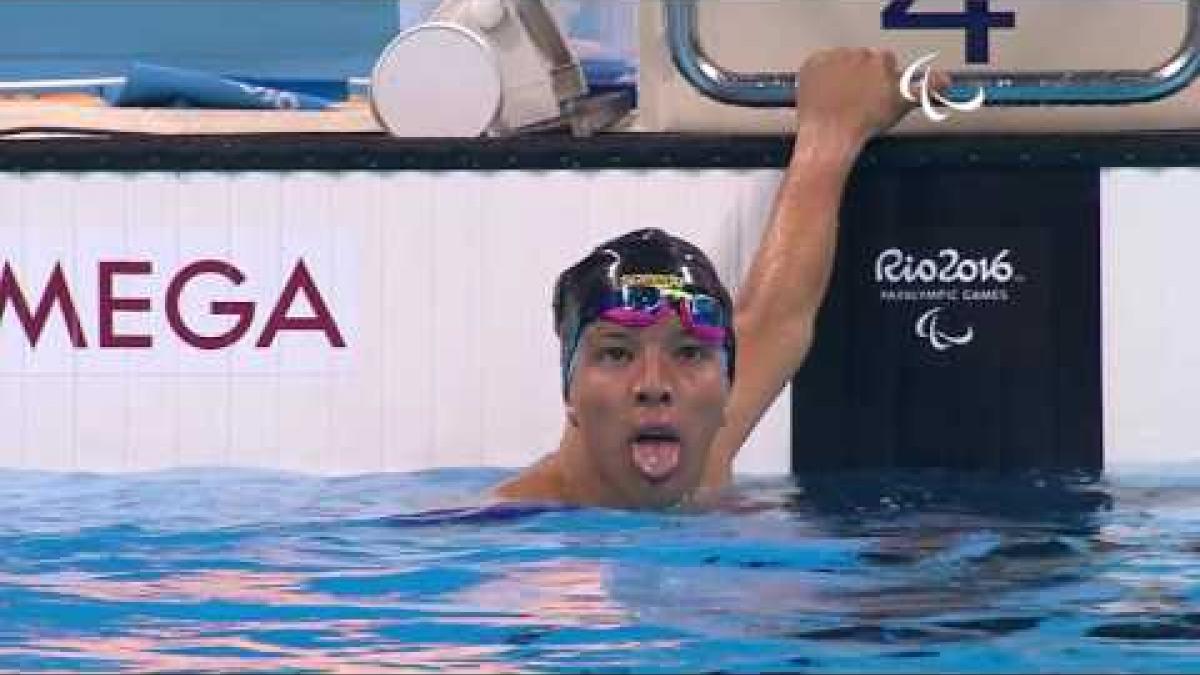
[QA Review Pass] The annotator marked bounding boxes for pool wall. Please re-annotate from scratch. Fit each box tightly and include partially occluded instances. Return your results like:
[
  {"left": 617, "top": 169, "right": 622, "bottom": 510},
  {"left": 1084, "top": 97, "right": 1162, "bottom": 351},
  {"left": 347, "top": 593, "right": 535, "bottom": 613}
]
[
  {"left": 0, "top": 135, "right": 1196, "bottom": 474},
  {"left": 0, "top": 160, "right": 790, "bottom": 475},
  {"left": 1101, "top": 169, "right": 1200, "bottom": 467}
]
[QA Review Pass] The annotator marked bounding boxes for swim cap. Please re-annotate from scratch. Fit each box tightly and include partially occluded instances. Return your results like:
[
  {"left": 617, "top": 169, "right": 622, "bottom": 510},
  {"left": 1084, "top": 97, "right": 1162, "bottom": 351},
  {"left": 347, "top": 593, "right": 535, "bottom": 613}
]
[{"left": 553, "top": 228, "right": 736, "bottom": 397}]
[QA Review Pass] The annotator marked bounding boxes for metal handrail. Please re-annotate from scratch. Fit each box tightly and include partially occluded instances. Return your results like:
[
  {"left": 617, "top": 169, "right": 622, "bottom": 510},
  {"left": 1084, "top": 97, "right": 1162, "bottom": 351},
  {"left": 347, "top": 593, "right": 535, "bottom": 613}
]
[{"left": 665, "top": 0, "right": 1200, "bottom": 107}]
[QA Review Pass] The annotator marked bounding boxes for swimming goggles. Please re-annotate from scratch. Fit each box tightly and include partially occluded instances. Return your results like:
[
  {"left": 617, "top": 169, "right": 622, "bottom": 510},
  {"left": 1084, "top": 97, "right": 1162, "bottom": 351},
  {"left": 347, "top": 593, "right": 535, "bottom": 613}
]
[{"left": 591, "top": 285, "right": 729, "bottom": 344}]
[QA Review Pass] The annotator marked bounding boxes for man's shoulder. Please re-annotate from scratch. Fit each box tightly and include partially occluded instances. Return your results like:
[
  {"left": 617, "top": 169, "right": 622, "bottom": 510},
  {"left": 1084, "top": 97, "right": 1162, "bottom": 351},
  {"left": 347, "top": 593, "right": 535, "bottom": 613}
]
[{"left": 492, "top": 453, "right": 566, "bottom": 503}]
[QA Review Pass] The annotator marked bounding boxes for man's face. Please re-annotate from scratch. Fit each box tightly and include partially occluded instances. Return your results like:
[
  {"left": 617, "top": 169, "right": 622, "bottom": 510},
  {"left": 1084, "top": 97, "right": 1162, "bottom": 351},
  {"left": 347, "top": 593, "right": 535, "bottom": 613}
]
[{"left": 566, "top": 312, "right": 729, "bottom": 509}]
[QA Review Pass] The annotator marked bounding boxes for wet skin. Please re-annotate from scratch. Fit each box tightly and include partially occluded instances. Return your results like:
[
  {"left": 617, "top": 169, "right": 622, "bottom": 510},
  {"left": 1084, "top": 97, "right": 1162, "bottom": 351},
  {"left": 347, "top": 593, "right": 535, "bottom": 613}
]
[{"left": 563, "top": 312, "right": 729, "bottom": 509}]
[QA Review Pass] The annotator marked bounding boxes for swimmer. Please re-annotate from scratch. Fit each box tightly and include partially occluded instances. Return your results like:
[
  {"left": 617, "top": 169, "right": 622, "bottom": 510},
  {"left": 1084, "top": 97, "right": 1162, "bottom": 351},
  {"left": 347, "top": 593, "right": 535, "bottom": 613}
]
[{"left": 494, "top": 48, "right": 938, "bottom": 509}]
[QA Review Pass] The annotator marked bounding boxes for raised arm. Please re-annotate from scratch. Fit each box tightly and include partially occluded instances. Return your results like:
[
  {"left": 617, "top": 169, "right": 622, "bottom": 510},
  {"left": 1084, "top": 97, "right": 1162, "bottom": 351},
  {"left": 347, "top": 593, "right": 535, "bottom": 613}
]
[{"left": 702, "top": 49, "right": 924, "bottom": 487}]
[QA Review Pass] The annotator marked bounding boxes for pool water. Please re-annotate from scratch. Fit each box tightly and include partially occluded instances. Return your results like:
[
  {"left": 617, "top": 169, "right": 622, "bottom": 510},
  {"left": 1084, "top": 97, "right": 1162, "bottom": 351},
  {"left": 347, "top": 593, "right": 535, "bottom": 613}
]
[{"left": 0, "top": 466, "right": 1197, "bottom": 673}]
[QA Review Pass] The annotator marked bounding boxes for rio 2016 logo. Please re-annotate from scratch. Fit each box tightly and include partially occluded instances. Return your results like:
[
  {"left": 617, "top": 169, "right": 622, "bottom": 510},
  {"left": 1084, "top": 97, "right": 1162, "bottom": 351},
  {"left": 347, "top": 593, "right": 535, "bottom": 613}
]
[
  {"left": 874, "top": 247, "right": 1023, "bottom": 353},
  {"left": 875, "top": 248, "right": 1018, "bottom": 285}
]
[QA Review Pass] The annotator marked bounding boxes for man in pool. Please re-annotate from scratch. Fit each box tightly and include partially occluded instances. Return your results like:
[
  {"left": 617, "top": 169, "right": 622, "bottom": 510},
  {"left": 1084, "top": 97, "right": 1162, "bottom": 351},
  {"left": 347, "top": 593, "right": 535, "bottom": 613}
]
[{"left": 494, "top": 48, "right": 934, "bottom": 509}]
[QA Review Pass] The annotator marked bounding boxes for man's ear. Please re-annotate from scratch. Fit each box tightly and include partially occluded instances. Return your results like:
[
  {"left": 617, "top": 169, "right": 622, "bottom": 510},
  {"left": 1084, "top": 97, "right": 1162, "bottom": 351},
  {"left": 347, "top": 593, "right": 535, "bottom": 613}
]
[{"left": 566, "top": 403, "right": 580, "bottom": 428}]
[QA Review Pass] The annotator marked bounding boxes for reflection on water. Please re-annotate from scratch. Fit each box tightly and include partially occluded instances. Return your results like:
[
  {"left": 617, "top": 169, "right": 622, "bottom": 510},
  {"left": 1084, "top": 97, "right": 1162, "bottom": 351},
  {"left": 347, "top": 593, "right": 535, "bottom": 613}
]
[{"left": 0, "top": 467, "right": 1197, "bottom": 672}]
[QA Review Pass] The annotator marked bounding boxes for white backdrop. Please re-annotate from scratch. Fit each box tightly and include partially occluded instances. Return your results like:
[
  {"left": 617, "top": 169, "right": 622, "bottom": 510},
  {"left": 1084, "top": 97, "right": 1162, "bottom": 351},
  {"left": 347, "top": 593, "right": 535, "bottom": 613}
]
[
  {"left": 1102, "top": 169, "right": 1200, "bottom": 467},
  {"left": 0, "top": 169, "right": 790, "bottom": 475}
]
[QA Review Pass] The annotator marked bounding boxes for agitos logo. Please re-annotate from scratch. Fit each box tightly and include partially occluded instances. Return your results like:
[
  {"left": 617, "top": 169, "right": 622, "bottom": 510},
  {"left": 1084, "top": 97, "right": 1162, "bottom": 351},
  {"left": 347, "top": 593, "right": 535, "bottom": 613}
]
[{"left": 0, "top": 259, "right": 346, "bottom": 350}]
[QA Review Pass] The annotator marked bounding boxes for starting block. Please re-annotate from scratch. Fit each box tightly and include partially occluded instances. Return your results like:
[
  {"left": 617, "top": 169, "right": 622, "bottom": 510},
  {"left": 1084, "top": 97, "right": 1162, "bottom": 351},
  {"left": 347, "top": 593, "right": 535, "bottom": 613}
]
[{"left": 638, "top": 0, "right": 1200, "bottom": 133}]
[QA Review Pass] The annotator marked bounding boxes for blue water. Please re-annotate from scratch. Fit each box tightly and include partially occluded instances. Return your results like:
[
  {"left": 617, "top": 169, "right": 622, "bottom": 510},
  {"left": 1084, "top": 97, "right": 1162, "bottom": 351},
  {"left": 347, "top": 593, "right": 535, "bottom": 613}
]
[
  {"left": 0, "top": 1, "right": 637, "bottom": 83},
  {"left": 0, "top": 467, "right": 1197, "bottom": 673},
  {"left": 0, "top": 1, "right": 400, "bottom": 80}
]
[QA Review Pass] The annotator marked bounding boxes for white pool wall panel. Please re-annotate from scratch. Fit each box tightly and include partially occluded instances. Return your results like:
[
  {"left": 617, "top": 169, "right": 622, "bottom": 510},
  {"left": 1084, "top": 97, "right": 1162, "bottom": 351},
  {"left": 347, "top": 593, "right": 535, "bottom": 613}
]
[
  {"left": 0, "top": 169, "right": 791, "bottom": 475},
  {"left": 1101, "top": 169, "right": 1200, "bottom": 467}
]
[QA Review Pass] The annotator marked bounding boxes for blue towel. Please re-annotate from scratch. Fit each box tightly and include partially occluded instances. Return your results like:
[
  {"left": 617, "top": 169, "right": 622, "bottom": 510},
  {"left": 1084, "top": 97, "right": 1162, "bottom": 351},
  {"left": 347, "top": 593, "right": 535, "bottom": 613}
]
[
  {"left": 580, "top": 56, "right": 637, "bottom": 107},
  {"left": 105, "top": 62, "right": 333, "bottom": 110}
]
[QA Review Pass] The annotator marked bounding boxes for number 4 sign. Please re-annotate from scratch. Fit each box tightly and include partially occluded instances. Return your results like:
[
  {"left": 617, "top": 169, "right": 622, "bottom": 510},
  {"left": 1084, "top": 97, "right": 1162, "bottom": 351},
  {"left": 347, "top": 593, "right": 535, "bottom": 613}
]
[{"left": 883, "top": 0, "right": 1017, "bottom": 64}]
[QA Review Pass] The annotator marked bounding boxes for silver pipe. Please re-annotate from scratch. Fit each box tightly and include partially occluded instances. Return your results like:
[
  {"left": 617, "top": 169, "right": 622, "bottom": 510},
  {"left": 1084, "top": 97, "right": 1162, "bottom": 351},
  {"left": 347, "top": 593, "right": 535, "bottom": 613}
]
[
  {"left": 0, "top": 77, "right": 126, "bottom": 93},
  {"left": 665, "top": 0, "right": 1200, "bottom": 107},
  {"left": 0, "top": 76, "right": 372, "bottom": 95}
]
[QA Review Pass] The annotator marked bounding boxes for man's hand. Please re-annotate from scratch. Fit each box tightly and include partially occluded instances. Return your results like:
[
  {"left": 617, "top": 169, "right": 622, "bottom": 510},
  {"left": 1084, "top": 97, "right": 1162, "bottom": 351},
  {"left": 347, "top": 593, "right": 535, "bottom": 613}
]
[{"left": 793, "top": 48, "right": 943, "bottom": 142}]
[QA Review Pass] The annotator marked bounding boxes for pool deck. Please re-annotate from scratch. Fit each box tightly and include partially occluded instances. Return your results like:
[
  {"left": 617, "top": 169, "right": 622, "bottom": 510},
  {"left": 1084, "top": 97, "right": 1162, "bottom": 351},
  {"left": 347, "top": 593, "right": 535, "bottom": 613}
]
[{"left": 0, "top": 98, "right": 382, "bottom": 138}]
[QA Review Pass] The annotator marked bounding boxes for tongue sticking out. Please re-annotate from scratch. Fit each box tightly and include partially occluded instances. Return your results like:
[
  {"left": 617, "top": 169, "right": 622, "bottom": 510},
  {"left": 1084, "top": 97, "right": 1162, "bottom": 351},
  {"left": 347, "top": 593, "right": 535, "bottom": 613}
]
[{"left": 631, "top": 440, "right": 681, "bottom": 481}]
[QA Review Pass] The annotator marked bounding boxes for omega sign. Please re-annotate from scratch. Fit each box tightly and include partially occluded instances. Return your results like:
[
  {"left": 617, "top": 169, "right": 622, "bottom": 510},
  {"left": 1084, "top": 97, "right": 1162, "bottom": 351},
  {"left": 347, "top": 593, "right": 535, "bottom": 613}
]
[
  {"left": 0, "top": 259, "right": 345, "bottom": 349},
  {"left": 873, "top": 247, "right": 1025, "bottom": 352}
]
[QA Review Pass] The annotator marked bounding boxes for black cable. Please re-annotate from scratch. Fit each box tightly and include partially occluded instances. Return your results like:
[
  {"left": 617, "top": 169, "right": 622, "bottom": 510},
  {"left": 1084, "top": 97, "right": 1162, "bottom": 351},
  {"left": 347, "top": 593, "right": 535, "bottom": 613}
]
[{"left": 0, "top": 126, "right": 165, "bottom": 139}]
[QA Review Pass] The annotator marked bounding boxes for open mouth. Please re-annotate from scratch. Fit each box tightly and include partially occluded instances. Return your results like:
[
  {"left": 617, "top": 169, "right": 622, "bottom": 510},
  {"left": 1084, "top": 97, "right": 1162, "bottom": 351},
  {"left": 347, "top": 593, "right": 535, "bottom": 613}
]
[{"left": 630, "top": 425, "right": 682, "bottom": 482}]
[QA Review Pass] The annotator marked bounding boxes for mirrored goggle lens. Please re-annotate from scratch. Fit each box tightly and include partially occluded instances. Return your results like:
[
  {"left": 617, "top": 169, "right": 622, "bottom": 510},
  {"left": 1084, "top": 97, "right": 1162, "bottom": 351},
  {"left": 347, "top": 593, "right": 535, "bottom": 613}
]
[
  {"left": 688, "top": 295, "right": 726, "bottom": 328},
  {"left": 598, "top": 286, "right": 727, "bottom": 330},
  {"left": 620, "top": 286, "right": 663, "bottom": 311}
]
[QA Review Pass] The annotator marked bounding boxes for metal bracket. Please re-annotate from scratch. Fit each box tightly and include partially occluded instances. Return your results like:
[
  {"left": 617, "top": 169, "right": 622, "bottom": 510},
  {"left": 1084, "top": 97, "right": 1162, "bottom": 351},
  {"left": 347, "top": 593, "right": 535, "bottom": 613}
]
[{"left": 665, "top": 0, "right": 1200, "bottom": 106}]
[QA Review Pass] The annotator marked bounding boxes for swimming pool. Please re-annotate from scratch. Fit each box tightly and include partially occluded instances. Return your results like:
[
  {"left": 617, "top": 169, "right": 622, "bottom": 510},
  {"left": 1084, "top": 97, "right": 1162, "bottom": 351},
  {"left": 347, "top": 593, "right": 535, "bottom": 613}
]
[{"left": 1, "top": 466, "right": 1196, "bottom": 672}]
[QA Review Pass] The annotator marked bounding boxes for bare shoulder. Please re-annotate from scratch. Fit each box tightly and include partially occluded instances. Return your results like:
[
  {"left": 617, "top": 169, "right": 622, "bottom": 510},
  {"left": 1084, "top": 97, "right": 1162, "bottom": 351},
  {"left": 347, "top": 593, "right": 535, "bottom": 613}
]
[{"left": 492, "top": 453, "right": 567, "bottom": 502}]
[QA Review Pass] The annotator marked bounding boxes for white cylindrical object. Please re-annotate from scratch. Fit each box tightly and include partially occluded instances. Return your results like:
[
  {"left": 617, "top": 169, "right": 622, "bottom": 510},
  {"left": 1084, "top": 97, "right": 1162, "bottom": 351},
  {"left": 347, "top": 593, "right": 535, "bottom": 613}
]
[{"left": 370, "top": 22, "right": 503, "bottom": 137}]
